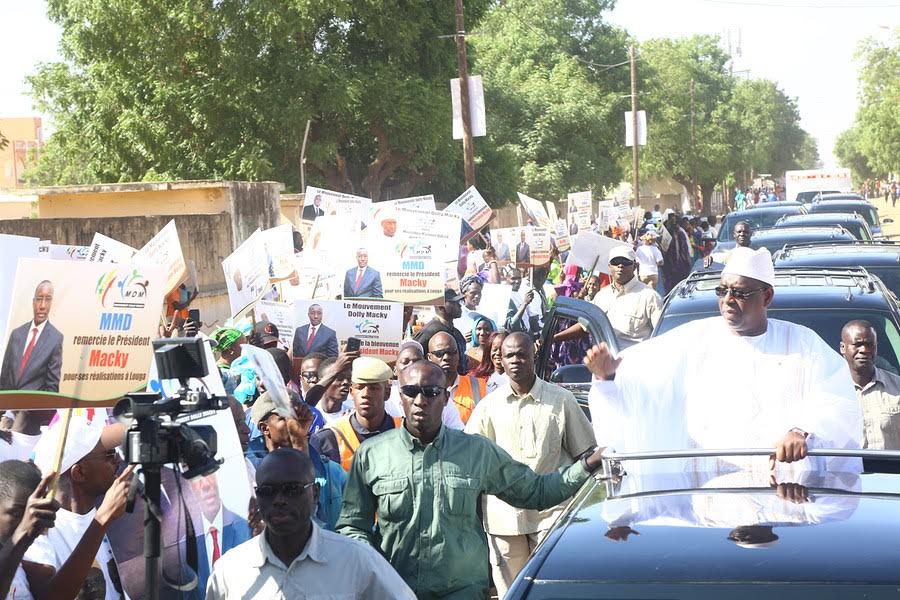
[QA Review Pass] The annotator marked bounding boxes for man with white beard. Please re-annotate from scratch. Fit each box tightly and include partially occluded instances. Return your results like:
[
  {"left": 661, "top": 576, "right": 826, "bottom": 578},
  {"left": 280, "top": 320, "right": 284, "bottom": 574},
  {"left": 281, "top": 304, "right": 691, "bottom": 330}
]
[{"left": 585, "top": 247, "right": 862, "bottom": 474}]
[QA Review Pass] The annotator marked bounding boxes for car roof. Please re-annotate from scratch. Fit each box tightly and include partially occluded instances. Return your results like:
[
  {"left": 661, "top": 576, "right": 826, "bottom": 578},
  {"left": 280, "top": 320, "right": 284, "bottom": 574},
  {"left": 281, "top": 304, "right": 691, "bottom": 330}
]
[
  {"left": 778, "top": 212, "right": 867, "bottom": 224},
  {"left": 749, "top": 226, "right": 855, "bottom": 249},
  {"left": 810, "top": 199, "right": 873, "bottom": 209},
  {"left": 775, "top": 241, "right": 900, "bottom": 263},
  {"left": 815, "top": 193, "right": 866, "bottom": 202},
  {"left": 528, "top": 467, "right": 900, "bottom": 587},
  {"left": 746, "top": 200, "right": 804, "bottom": 209}
]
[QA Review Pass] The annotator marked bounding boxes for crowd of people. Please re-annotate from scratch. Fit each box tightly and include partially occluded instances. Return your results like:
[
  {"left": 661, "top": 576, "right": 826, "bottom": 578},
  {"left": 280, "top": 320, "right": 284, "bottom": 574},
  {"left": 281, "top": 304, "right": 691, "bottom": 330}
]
[{"left": 1, "top": 199, "right": 898, "bottom": 600}]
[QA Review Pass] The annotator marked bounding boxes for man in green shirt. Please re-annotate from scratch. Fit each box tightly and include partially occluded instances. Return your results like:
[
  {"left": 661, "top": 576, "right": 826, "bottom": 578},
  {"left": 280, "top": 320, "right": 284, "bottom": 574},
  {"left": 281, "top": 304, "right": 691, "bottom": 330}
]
[{"left": 337, "top": 361, "right": 605, "bottom": 598}]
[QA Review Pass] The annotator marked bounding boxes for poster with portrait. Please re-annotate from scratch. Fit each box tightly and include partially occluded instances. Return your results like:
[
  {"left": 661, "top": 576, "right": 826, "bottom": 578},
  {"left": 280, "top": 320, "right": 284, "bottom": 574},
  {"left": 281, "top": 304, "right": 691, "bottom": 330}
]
[
  {"left": 0, "top": 235, "right": 40, "bottom": 365},
  {"left": 0, "top": 258, "right": 166, "bottom": 408},
  {"left": 88, "top": 233, "right": 137, "bottom": 264},
  {"left": 568, "top": 190, "right": 593, "bottom": 231},
  {"left": 445, "top": 186, "right": 493, "bottom": 240},
  {"left": 489, "top": 227, "right": 552, "bottom": 267},
  {"left": 292, "top": 298, "right": 403, "bottom": 361},
  {"left": 597, "top": 200, "right": 616, "bottom": 229},
  {"left": 222, "top": 229, "right": 270, "bottom": 317},
  {"left": 544, "top": 201, "right": 571, "bottom": 252},
  {"left": 255, "top": 300, "right": 296, "bottom": 349},
  {"left": 301, "top": 186, "right": 372, "bottom": 223},
  {"left": 371, "top": 194, "right": 436, "bottom": 219}
]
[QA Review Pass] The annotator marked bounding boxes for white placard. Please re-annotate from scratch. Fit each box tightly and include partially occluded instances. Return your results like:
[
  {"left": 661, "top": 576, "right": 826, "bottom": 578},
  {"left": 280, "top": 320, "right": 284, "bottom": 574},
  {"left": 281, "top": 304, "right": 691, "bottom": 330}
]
[
  {"left": 624, "top": 110, "right": 647, "bottom": 146},
  {"left": 451, "top": 75, "right": 487, "bottom": 139}
]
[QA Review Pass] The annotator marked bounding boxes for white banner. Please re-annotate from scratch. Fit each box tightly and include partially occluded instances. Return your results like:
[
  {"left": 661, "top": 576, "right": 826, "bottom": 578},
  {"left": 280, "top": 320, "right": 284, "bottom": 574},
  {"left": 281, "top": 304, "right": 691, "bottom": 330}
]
[
  {"left": 565, "top": 232, "right": 630, "bottom": 275},
  {"left": 451, "top": 75, "right": 487, "bottom": 139},
  {"left": 624, "top": 110, "right": 647, "bottom": 146},
  {"left": 134, "top": 220, "right": 186, "bottom": 294}
]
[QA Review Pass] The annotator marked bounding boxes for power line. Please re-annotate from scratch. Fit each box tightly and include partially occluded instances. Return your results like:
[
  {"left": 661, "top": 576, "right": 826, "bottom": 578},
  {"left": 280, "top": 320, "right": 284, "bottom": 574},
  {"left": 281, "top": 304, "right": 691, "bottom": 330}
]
[{"left": 699, "top": 0, "right": 900, "bottom": 8}]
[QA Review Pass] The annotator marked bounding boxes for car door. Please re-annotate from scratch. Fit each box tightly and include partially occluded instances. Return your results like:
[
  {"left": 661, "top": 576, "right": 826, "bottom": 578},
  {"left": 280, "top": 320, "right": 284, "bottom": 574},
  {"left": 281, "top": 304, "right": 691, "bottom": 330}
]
[{"left": 536, "top": 296, "right": 619, "bottom": 412}]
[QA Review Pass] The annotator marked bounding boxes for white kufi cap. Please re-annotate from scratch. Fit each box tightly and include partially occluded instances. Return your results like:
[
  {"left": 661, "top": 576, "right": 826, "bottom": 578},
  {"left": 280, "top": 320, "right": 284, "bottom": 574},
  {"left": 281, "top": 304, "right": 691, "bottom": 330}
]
[{"left": 722, "top": 247, "right": 774, "bottom": 287}]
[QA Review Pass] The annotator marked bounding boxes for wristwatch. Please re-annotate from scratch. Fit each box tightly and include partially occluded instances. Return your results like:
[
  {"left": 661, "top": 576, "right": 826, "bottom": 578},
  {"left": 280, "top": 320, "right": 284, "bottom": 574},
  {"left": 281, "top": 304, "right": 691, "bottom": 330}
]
[
  {"left": 789, "top": 427, "right": 809, "bottom": 438},
  {"left": 580, "top": 445, "right": 602, "bottom": 473}
]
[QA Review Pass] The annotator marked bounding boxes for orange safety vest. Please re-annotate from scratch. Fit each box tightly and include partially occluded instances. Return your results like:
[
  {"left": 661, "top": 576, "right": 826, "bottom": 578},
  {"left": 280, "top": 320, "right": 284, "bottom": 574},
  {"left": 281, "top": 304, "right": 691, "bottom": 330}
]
[
  {"left": 328, "top": 414, "right": 402, "bottom": 472},
  {"left": 451, "top": 375, "right": 486, "bottom": 424}
]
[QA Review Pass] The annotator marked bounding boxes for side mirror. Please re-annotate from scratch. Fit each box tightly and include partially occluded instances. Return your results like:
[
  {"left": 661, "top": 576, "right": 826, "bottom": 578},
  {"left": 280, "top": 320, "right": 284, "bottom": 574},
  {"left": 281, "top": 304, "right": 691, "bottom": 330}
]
[{"left": 884, "top": 218, "right": 894, "bottom": 224}]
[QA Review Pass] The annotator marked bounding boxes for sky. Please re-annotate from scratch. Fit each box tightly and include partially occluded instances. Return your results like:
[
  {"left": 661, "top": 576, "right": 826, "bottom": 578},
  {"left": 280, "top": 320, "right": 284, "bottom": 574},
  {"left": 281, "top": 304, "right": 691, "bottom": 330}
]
[{"left": 1, "top": 0, "right": 896, "bottom": 168}]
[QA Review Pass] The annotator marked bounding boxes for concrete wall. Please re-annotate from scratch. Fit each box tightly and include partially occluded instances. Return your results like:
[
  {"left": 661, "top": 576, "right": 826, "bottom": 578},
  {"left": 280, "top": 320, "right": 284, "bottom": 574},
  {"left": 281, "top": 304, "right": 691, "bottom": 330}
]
[
  {"left": 0, "top": 213, "right": 236, "bottom": 329},
  {"left": 225, "top": 181, "right": 283, "bottom": 248}
]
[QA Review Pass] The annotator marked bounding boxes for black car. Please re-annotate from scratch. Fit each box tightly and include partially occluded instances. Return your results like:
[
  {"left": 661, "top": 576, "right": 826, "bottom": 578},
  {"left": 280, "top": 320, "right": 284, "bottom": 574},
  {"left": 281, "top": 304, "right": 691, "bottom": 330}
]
[
  {"left": 809, "top": 198, "right": 883, "bottom": 238},
  {"left": 747, "top": 226, "right": 856, "bottom": 255},
  {"left": 507, "top": 449, "right": 900, "bottom": 599},
  {"left": 654, "top": 267, "right": 900, "bottom": 373},
  {"left": 715, "top": 204, "right": 808, "bottom": 253},
  {"left": 773, "top": 241, "right": 900, "bottom": 298},
  {"left": 775, "top": 212, "right": 873, "bottom": 242}
]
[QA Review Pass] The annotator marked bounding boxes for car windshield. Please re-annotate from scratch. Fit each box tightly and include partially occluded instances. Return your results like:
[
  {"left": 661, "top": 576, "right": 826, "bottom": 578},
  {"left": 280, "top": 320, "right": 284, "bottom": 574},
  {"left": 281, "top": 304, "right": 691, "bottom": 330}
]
[
  {"left": 718, "top": 209, "right": 803, "bottom": 242},
  {"left": 658, "top": 308, "right": 900, "bottom": 374}
]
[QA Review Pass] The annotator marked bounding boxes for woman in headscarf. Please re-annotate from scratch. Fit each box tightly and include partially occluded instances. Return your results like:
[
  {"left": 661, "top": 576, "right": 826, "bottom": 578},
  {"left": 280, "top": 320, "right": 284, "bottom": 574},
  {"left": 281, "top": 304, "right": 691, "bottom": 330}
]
[
  {"left": 457, "top": 274, "right": 485, "bottom": 344},
  {"left": 465, "top": 314, "right": 496, "bottom": 374}
]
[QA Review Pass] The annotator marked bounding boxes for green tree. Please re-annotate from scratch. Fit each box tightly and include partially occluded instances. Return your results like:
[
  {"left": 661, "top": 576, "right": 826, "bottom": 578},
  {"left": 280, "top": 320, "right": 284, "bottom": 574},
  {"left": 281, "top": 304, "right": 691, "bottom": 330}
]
[
  {"left": 27, "top": 0, "right": 492, "bottom": 201},
  {"left": 637, "top": 35, "right": 738, "bottom": 206},
  {"left": 471, "top": 0, "right": 630, "bottom": 203},
  {"left": 729, "top": 78, "right": 815, "bottom": 179},
  {"left": 852, "top": 32, "right": 900, "bottom": 175},
  {"left": 834, "top": 126, "right": 874, "bottom": 184}
]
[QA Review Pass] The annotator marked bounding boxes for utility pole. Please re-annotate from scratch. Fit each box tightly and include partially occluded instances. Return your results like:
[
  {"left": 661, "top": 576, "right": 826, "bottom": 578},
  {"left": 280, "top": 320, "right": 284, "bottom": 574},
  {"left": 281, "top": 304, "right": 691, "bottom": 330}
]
[
  {"left": 629, "top": 43, "right": 640, "bottom": 209},
  {"left": 455, "top": 0, "right": 476, "bottom": 188},
  {"left": 690, "top": 78, "right": 698, "bottom": 211}
]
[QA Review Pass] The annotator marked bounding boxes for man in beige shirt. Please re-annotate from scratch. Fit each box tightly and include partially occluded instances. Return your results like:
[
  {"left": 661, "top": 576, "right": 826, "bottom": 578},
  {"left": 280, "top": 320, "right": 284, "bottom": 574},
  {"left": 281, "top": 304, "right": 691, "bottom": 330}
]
[
  {"left": 592, "top": 246, "right": 662, "bottom": 348},
  {"left": 465, "top": 332, "right": 596, "bottom": 598},
  {"left": 841, "top": 319, "right": 900, "bottom": 449}
]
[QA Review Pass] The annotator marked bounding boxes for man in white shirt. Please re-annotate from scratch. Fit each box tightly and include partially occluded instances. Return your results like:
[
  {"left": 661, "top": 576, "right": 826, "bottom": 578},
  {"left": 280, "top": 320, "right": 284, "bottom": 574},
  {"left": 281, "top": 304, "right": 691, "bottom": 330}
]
[
  {"left": 206, "top": 448, "right": 413, "bottom": 599},
  {"left": 23, "top": 417, "right": 134, "bottom": 600},
  {"left": 635, "top": 232, "right": 664, "bottom": 290},
  {"left": 593, "top": 246, "right": 662, "bottom": 348},
  {"left": 586, "top": 247, "right": 863, "bottom": 475}
]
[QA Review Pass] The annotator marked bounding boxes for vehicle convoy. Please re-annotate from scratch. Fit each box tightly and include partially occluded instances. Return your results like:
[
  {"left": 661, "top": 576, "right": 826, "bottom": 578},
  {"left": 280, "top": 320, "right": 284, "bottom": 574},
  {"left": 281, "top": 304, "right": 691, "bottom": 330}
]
[
  {"left": 809, "top": 196, "right": 885, "bottom": 238},
  {"left": 506, "top": 448, "right": 900, "bottom": 599},
  {"left": 773, "top": 241, "right": 900, "bottom": 298},
  {"left": 774, "top": 212, "right": 873, "bottom": 242},
  {"left": 713, "top": 203, "right": 807, "bottom": 253},
  {"left": 747, "top": 226, "right": 856, "bottom": 254},
  {"left": 784, "top": 168, "right": 852, "bottom": 203}
]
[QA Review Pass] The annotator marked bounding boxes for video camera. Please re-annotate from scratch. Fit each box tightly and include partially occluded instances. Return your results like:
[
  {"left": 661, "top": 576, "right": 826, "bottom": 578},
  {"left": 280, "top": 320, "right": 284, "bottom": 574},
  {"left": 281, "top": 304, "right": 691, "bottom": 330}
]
[{"left": 114, "top": 337, "right": 227, "bottom": 478}]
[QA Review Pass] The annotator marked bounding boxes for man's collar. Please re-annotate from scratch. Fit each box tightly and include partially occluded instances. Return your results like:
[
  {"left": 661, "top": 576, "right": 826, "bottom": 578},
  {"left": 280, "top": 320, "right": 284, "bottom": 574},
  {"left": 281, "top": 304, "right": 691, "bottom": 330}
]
[
  {"left": 612, "top": 277, "right": 641, "bottom": 293},
  {"left": 856, "top": 367, "right": 885, "bottom": 392},
  {"left": 399, "top": 419, "right": 446, "bottom": 451},
  {"left": 253, "top": 522, "right": 324, "bottom": 569},
  {"left": 201, "top": 506, "right": 224, "bottom": 534},
  {"left": 507, "top": 376, "right": 543, "bottom": 403},
  {"left": 30, "top": 320, "right": 48, "bottom": 334}
]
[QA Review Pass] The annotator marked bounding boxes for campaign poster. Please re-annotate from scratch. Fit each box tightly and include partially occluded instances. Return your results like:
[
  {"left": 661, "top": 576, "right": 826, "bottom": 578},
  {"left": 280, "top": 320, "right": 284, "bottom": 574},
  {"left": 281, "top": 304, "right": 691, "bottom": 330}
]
[
  {"left": 222, "top": 229, "right": 270, "bottom": 317},
  {"left": 489, "top": 227, "right": 551, "bottom": 267},
  {"left": 445, "top": 186, "right": 493, "bottom": 239},
  {"left": 47, "top": 244, "right": 90, "bottom": 261},
  {"left": 255, "top": 300, "right": 296, "bottom": 349},
  {"left": 0, "top": 259, "right": 166, "bottom": 408},
  {"left": 517, "top": 192, "right": 554, "bottom": 230},
  {"left": 568, "top": 190, "right": 593, "bottom": 231},
  {"left": 0, "top": 235, "right": 40, "bottom": 365},
  {"left": 292, "top": 298, "right": 403, "bottom": 361},
  {"left": 302, "top": 186, "right": 371, "bottom": 223},
  {"left": 371, "top": 195, "right": 436, "bottom": 218},
  {"left": 257, "top": 223, "right": 298, "bottom": 283},
  {"left": 88, "top": 233, "right": 137, "bottom": 264},
  {"left": 134, "top": 220, "right": 187, "bottom": 295},
  {"left": 597, "top": 200, "right": 616, "bottom": 229},
  {"left": 543, "top": 201, "right": 571, "bottom": 253},
  {"left": 565, "top": 231, "right": 631, "bottom": 275}
]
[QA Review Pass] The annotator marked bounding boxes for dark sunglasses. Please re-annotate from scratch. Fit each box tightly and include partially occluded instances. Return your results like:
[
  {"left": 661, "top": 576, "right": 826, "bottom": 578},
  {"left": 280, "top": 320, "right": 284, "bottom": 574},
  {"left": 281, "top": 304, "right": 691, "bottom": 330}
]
[
  {"left": 83, "top": 448, "right": 118, "bottom": 461},
  {"left": 714, "top": 286, "right": 766, "bottom": 301},
  {"left": 609, "top": 258, "right": 635, "bottom": 267},
  {"left": 429, "top": 348, "right": 458, "bottom": 359},
  {"left": 255, "top": 481, "right": 315, "bottom": 498},
  {"left": 300, "top": 371, "right": 319, "bottom": 381},
  {"left": 399, "top": 384, "right": 446, "bottom": 399}
]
